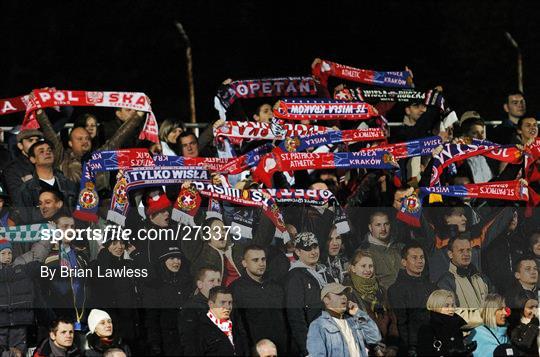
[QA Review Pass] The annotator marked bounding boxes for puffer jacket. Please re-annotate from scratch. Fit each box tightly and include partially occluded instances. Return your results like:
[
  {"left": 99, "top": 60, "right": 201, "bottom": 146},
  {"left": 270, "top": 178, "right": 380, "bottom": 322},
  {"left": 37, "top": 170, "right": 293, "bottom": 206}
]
[{"left": 0, "top": 261, "right": 40, "bottom": 326}]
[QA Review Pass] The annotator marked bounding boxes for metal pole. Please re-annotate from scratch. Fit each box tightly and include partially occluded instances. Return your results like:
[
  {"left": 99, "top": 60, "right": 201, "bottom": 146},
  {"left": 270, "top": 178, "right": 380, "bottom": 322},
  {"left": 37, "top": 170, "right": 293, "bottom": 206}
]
[
  {"left": 505, "top": 32, "right": 523, "bottom": 93},
  {"left": 175, "top": 22, "right": 197, "bottom": 124}
]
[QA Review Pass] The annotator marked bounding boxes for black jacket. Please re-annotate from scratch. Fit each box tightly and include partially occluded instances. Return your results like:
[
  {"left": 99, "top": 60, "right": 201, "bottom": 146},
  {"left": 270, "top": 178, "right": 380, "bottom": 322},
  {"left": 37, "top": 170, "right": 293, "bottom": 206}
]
[
  {"left": 417, "top": 311, "right": 470, "bottom": 356},
  {"left": 16, "top": 170, "right": 78, "bottom": 224},
  {"left": 510, "top": 317, "right": 539, "bottom": 356},
  {"left": 387, "top": 269, "right": 436, "bottom": 352},
  {"left": 230, "top": 274, "right": 288, "bottom": 354},
  {"left": 180, "top": 292, "right": 210, "bottom": 356},
  {"left": 506, "top": 283, "right": 538, "bottom": 309},
  {"left": 0, "top": 261, "right": 40, "bottom": 327},
  {"left": 3, "top": 151, "right": 34, "bottom": 203},
  {"left": 285, "top": 265, "right": 335, "bottom": 356},
  {"left": 84, "top": 332, "right": 131, "bottom": 357},
  {"left": 195, "top": 314, "right": 248, "bottom": 356},
  {"left": 141, "top": 260, "right": 193, "bottom": 356},
  {"left": 33, "top": 337, "right": 82, "bottom": 357},
  {"left": 483, "top": 229, "right": 527, "bottom": 296}
]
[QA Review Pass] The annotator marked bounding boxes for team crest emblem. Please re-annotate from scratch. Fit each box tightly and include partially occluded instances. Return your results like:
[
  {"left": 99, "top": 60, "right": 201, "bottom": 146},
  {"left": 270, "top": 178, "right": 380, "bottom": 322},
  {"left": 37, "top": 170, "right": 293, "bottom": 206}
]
[
  {"left": 404, "top": 195, "right": 421, "bottom": 213},
  {"left": 112, "top": 176, "right": 128, "bottom": 206},
  {"left": 284, "top": 137, "right": 301, "bottom": 152},
  {"left": 177, "top": 187, "right": 200, "bottom": 211},
  {"left": 382, "top": 153, "right": 396, "bottom": 164},
  {"left": 86, "top": 91, "right": 104, "bottom": 104},
  {"left": 78, "top": 182, "right": 98, "bottom": 209}
]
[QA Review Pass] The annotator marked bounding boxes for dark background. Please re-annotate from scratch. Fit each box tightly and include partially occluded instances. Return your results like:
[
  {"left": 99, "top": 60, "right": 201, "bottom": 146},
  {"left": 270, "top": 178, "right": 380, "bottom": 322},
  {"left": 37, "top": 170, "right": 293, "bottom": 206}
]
[{"left": 0, "top": 0, "right": 538, "bottom": 125}]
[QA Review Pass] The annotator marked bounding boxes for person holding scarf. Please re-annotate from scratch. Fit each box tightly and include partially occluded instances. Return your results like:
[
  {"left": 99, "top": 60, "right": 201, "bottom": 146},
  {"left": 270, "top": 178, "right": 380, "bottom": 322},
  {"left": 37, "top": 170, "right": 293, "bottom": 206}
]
[{"left": 344, "top": 250, "right": 399, "bottom": 356}]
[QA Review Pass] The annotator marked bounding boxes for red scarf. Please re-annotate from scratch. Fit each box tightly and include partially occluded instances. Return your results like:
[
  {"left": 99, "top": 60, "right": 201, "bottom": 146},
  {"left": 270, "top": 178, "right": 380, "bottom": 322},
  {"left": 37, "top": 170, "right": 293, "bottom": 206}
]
[
  {"left": 207, "top": 311, "right": 234, "bottom": 346},
  {"left": 22, "top": 89, "right": 159, "bottom": 142}
]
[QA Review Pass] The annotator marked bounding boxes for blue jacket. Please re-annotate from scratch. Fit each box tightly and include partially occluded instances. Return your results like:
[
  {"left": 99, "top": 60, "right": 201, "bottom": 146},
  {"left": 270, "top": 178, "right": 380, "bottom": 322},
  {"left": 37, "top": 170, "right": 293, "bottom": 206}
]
[
  {"left": 467, "top": 324, "right": 509, "bottom": 357},
  {"left": 307, "top": 310, "right": 381, "bottom": 357}
]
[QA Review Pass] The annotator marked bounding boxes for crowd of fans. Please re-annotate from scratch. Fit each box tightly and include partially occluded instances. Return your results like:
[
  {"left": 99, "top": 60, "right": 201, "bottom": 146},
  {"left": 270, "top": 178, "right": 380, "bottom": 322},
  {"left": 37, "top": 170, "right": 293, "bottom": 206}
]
[{"left": 0, "top": 60, "right": 539, "bottom": 357}]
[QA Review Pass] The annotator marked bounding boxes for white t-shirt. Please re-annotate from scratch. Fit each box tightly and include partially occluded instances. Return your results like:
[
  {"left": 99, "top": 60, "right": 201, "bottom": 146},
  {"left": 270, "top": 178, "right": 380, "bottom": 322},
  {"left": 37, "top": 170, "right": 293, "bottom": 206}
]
[{"left": 332, "top": 317, "right": 361, "bottom": 357}]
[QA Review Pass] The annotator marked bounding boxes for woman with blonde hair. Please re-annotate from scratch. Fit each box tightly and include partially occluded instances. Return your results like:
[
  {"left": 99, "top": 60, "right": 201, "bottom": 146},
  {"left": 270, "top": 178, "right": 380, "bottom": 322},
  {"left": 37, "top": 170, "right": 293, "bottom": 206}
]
[
  {"left": 418, "top": 289, "right": 473, "bottom": 356},
  {"left": 344, "top": 249, "right": 399, "bottom": 356},
  {"left": 158, "top": 119, "right": 184, "bottom": 155},
  {"left": 467, "top": 293, "right": 515, "bottom": 357}
]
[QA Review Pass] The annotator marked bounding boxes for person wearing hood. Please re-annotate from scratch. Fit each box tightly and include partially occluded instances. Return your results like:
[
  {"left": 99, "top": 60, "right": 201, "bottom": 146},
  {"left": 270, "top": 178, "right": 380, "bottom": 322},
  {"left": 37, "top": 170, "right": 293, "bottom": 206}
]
[
  {"left": 141, "top": 245, "right": 192, "bottom": 356},
  {"left": 285, "top": 232, "right": 336, "bottom": 356},
  {"left": 417, "top": 289, "right": 475, "bottom": 356},
  {"left": 361, "top": 211, "right": 403, "bottom": 290},
  {"left": 388, "top": 242, "right": 436, "bottom": 356},
  {"left": 88, "top": 236, "right": 141, "bottom": 354},
  {"left": 83, "top": 309, "right": 131, "bottom": 357}
]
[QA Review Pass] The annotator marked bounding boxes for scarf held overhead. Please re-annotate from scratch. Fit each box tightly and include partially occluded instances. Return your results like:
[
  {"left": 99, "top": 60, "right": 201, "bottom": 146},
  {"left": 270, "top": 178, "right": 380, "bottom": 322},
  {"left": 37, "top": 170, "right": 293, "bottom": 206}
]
[
  {"left": 22, "top": 89, "right": 159, "bottom": 142},
  {"left": 312, "top": 59, "right": 414, "bottom": 89},
  {"left": 273, "top": 99, "right": 378, "bottom": 120}
]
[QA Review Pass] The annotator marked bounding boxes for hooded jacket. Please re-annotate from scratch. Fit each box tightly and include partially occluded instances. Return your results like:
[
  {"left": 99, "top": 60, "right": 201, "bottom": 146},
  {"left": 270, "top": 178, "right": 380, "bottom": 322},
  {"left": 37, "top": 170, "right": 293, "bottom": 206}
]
[{"left": 286, "top": 260, "right": 335, "bottom": 356}]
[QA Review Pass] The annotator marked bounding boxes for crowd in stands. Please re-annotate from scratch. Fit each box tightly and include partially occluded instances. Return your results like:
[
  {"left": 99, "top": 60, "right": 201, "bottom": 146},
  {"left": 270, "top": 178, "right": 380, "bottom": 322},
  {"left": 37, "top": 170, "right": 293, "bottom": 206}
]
[{"left": 0, "top": 58, "right": 539, "bottom": 357}]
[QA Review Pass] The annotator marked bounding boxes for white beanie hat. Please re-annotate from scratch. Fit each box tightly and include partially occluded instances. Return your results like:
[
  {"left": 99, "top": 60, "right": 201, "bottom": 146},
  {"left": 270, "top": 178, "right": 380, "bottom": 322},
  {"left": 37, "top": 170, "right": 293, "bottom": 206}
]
[{"left": 87, "top": 309, "right": 112, "bottom": 334}]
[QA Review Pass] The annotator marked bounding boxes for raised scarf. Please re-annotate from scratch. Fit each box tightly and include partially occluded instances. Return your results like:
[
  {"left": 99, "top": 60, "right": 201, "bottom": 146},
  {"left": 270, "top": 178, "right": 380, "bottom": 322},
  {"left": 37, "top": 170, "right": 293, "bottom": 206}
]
[
  {"left": 22, "top": 88, "right": 159, "bottom": 142},
  {"left": 106, "top": 167, "right": 210, "bottom": 225},
  {"left": 276, "top": 128, "right": 385, "bottom": 153},
  {"left": 214, "top": 76, "right": 317, "bottom": 119},
  {"left": 397, "top": 180, "right": 529, "bottom": 227},
  {"left": 430, "top": 141, "right": 522, "bottom": 186},
  {"left": 0, "top": 94, "right": 29, "bottom": 115},
  {"left": 171, "top": 181, "right": 289, "bottom": 240},
  {"left": 273, "top": 98, "right": 377, "bottom": 121},
  {"left": 360, "top": 136, "right": 442, "bottom": 159},
  {"left": 334, "top": 87, "right": 446, "bottom": 112},
  {"left": 0, "top": 223, "right": 50, "bottom": 243},
  {"left": 252, "top": 150, "right": 398, "bottom": 187},
  {"left": 214, "top": 119, "right": 332, "bottom": 146},
  {"left": 312, "top": 59, "right": 414, "bottom": 88}
]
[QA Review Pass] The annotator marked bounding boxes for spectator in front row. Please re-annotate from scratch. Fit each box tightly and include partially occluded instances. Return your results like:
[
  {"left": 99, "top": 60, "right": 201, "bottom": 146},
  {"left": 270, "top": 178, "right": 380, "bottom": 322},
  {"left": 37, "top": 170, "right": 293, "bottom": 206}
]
[
  {"left": 254, "top": 339, "right": 278, "bottom": 357},
  {"left": 417, "top": 289, "right": 472, "bottom": 356},
  {"left": 345, "top": 250, "right": 399, "bottom": 356},
  {"left": 286, "top": 232, "right": 335, "bottom": 356},
  {"left": 84, "top": 309, "right": 131, "bottom": 357},
  {"left": 388, "top": 242, "right": 436, "bottom": 356},
  {"left": 509, "top": 297, "right": 539, "bottom": 356},
  {"left": 306, "top": 282, "right": 381, "bottom": 357},
  {"left": 193, "top": 286, "right": 248, "bottom": 356},
  {"left": 467, "top": 294, "right": 513, "bottom": 357},
  {"left": 33, "top": 319, "right": 81, "bottom": 357}
]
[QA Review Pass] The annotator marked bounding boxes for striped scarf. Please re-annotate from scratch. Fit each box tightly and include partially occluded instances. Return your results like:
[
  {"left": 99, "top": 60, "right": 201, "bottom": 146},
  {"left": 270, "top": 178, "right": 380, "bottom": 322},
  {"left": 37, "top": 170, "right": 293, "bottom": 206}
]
[{"left": 207, "top": 311, "right": 234, "bottom": 346}]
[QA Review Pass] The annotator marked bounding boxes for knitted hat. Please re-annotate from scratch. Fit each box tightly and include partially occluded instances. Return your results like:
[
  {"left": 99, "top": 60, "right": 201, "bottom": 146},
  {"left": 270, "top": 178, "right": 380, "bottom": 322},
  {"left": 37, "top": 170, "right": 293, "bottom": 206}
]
[
  {"left": 0, "top": 239, "right": 11, "bottom": 252},
  {"left": 16, "top": 129, "right": 43, "bottom": 143},
  {"left": 158, "top": 245, "right": 183, "bottom": 261},
  {"left": 87, "top": 309, "right": 111, "bottom": 334},
  {"left": 145, "top": 192, "right": 171, "bottom": 216}
]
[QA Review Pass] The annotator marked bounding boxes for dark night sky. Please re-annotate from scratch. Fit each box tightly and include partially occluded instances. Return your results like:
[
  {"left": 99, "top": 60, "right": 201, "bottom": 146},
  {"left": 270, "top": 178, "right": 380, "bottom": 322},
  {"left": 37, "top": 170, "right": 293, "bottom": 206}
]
[{"left": 1, "top": 0, "right": 539, "bottom": 125}]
